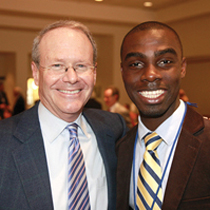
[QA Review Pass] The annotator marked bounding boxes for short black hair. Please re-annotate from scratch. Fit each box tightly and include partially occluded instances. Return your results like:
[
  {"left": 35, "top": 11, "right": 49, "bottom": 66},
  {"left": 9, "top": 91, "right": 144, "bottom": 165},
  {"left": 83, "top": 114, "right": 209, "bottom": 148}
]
[{"left": 120, "top": 21, "right": 183, "bottom": 59}]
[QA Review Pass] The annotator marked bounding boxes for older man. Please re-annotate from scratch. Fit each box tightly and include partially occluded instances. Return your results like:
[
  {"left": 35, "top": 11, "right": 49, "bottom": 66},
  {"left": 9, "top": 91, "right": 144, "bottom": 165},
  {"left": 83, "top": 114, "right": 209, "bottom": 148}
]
[{"left": 0, "top": 20, "right": 127, "bottom": 210}]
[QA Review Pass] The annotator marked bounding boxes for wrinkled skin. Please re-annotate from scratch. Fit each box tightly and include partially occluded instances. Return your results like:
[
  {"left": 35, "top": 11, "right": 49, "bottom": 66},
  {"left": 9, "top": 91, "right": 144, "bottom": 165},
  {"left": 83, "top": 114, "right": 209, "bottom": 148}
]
[{"left": 32, "top": 27, "right": 96, "bottom": 122}]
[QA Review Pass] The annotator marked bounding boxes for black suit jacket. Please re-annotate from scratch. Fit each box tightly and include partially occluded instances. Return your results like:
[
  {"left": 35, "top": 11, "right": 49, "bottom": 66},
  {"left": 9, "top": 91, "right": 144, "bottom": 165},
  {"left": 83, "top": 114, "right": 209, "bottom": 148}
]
[
  {"left": 0, "top": 103, "right": 127, "bottom": 210},
  {"left": 13, "top": 95, "right": 25, "bottom": 116},
  {"left": 116, "top": 105, "right": 210, "bottom": 210}
]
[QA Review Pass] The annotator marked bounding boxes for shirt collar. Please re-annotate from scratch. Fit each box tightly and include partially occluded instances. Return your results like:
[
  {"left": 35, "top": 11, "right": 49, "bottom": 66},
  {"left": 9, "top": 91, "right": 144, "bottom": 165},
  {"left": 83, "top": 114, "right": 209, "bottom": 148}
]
[
  {"left": 138, "top": 99, "right": 186, "bottom": 146},
  {"left": 38, "top": 102, "right": 87, "bottom": 143},
  {"left": 77, "top": 114, "right": 89, "bottom": 138}
]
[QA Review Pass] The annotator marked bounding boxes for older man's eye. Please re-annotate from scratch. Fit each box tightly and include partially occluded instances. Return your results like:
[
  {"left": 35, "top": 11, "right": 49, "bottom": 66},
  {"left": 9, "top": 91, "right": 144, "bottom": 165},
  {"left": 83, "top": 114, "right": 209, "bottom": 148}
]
[
  {"left": 76, "top": 64, "right": 86, "bottom": 69},
  {"left": 74, "top": 64, "right": 89, "bottom": 72},
  {"left": 51, "top": 64, "right": 64, "bottom": 71},
  {"left": 53, "top": 64, "right": 62, "bottom": 68}
]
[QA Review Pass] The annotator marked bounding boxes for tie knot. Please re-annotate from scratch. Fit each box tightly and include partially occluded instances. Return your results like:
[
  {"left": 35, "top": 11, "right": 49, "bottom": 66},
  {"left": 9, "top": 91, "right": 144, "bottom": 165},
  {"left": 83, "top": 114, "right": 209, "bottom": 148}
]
[
  {"left": 144, "top": 132, "right": 162, "bottom": 151},
  {"left": 67, "top": 123, "right": 78, "bottom": 139}
]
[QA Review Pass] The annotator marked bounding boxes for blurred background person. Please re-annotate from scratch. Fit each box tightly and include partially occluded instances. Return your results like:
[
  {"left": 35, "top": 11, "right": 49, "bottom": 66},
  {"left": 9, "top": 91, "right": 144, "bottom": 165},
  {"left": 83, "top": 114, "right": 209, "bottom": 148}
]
[
  {"left": 12, "top": 86, "right": 26, "bottom": 116},
  {"left": 0, "top": 80, "right": 11, "bottom": 119},
  {"left": 104, "top": 85, "right": 132, "bottom": 129},
  {"left": 179, "top": 88, "right": 189, "bottom": 102},
  {"left": 129, "top": 102, "right": 139, "bottom": 127}
]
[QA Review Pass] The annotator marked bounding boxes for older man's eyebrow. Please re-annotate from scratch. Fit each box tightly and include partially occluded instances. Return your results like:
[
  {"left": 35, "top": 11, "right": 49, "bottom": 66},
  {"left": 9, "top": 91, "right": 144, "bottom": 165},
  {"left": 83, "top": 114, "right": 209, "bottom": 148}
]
[
  {"left": 155, "top": 48, "right": 177, "bottom": 57},
  {"left": 124, "top": 52, "right": 146, "bottom": 61}
]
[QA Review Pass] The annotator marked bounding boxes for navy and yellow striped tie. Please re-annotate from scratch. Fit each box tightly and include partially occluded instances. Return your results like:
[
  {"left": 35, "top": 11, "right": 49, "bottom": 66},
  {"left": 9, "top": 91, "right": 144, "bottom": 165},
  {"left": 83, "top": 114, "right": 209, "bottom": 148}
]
[
  {"left": 67, "top": 123, "right": 91, "bottom": 210},
  {"left": 136, "top": 132, "right": 163, "bottom": 210}
]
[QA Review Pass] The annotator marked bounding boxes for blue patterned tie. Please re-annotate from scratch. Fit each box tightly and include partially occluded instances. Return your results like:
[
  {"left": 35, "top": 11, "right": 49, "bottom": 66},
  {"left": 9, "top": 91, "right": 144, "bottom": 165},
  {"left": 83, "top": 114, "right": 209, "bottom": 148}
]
[
  {"left": 136, "top": 132, "right": 163, "bottom": 210},
  {"left": 67, "top": 123, "right": 91, "bottom": 210}
]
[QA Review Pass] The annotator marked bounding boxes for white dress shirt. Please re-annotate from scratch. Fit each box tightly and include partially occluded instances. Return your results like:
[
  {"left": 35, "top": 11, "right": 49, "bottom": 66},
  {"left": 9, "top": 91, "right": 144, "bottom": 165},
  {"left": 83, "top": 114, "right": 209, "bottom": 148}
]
[
  {"left": 129, "top": 100, "right": 186, "bottom": 208},
  {"left": 38, "top": 103, "right": 108, "bottom": 210}
]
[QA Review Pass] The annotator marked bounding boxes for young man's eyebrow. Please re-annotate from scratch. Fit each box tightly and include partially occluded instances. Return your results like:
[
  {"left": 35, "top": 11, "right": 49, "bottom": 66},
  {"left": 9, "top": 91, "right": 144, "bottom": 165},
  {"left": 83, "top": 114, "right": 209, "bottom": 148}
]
[
  {"left": 124, "top": 52, "right": 146, "bottom": 61},
  {"left": 155, "top": 48, "right": 177, "bottom": 57}
]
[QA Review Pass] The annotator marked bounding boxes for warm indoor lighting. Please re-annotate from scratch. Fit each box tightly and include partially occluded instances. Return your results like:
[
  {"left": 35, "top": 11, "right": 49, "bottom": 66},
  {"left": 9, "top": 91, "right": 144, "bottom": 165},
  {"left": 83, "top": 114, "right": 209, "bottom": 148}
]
[
  {"left": 32, "top": 80, "right": 38, "bottom": 90},
  {"left": 144, "top": 1, "right": 153, "bottom": 7},
  {"left": 27, "top": 78, "right": 39, "bottom": 108},
  {"left": 95, "top": 0, "right": 103, "bottom": 2}
]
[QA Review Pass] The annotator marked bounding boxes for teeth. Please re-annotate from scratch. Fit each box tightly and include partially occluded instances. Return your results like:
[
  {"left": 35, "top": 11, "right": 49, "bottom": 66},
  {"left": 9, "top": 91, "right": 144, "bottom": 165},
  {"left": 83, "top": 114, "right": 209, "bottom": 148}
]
[
  {"left": 140, "top": 90, "right": 164, "bottom": 99},
  {"left": 59, "top": 89, "right": 80, "bottom": 94}
]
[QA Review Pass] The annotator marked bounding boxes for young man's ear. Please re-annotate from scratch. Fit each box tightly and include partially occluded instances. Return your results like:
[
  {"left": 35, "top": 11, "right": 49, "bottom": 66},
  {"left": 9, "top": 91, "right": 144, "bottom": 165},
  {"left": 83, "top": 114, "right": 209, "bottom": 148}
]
[{"left": 181, "top": 57, "right": 187, "bottom": 79}]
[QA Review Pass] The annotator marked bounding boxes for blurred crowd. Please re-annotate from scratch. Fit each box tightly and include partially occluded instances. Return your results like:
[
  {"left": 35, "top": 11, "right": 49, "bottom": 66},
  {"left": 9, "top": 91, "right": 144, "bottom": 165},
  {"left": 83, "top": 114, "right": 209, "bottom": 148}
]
[{"left": 0, "top": 81, "right": 25, "bottom": 120}]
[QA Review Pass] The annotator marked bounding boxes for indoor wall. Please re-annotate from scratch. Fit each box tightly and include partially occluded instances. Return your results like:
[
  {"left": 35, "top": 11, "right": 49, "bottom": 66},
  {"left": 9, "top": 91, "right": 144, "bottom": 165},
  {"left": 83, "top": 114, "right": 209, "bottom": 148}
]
[
  {"left": 170, "top": 14, "right": 210, "bottom": 115},
  {"left": 0, "top": 0, "right": 209, "bottom": 115}
]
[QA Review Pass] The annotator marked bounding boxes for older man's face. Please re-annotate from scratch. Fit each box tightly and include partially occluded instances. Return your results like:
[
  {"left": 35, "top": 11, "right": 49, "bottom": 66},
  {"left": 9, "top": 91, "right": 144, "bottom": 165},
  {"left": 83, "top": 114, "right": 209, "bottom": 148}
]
[{"left": 32, "top": 27, "right": 96, "bottom": 122}]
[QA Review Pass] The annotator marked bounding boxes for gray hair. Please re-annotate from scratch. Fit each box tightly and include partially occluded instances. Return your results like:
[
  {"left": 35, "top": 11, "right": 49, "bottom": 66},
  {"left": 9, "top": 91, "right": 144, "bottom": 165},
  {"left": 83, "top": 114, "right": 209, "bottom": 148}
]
[{"left": 32, "top": 20, "right": 97, "bottom": 67}]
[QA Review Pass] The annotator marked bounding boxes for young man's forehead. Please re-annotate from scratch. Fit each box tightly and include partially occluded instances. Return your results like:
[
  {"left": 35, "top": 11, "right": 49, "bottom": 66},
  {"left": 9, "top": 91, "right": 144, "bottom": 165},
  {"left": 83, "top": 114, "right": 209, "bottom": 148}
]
[{"left": 122, "top": 28, "right": 182, "bottom": 59}]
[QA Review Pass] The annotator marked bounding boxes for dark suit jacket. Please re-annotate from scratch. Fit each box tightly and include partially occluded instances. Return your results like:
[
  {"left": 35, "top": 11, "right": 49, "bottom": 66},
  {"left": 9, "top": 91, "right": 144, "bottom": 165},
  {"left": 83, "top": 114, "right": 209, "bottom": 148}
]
[
  {"left": 85, "top": 98, "right": 102, "bottom": 109},
  {"left": 12, "top": 95, "right": 26, "bottom": 116},
  {"left": 0, "top": 102, "right": 127, "bottom": 210},
  {"left": 116, "top": 105, "right": 210, "bottom": 210}
]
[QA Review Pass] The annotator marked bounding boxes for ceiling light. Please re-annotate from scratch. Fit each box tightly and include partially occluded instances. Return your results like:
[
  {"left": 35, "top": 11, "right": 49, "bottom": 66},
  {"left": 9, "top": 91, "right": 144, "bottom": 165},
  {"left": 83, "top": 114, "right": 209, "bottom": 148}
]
[
  {"left": 144, "top": 2, "right": 153, "bottom": 7},
  {"left": 95, "top": 0, "right": 103, "bottom": 2}
]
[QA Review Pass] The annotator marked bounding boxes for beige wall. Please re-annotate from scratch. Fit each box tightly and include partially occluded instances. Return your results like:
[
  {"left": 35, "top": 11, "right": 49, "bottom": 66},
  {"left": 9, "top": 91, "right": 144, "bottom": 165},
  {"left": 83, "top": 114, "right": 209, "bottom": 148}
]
[
  {"left": 0, "top": 29, "right": 39, "bottom": 108},
  {"left": 169, "top": 14, "right": 210, "bottom": 115},
  {"left": 0, "top": 0, "right": 210, "bottom": 114}
]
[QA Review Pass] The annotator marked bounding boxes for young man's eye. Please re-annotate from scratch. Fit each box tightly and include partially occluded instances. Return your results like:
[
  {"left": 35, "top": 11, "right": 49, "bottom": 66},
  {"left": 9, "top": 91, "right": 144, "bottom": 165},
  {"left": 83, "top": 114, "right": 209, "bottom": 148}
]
[
  {"left": 129, "top": 62, "right": 144, "bottom": 69},
  {"left": 158, "top": 60, "right": 173, "bottom": 67}
]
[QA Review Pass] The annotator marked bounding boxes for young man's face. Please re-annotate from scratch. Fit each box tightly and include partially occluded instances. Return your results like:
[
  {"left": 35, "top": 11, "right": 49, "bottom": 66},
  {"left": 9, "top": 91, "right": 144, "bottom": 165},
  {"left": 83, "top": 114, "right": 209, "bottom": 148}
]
[{"left": 121, "top": 28, "right": 186, "bottom": 124}]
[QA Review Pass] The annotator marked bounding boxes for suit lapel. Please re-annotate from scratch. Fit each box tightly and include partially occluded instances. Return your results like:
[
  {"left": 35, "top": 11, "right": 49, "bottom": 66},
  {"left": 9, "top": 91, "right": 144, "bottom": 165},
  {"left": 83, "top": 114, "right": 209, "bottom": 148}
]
[
  {"left": 83, "top": 109, "right": 116, "bottom": 167},
  {"left": 116, "top": 126, "right": 137, "bottom": 210},
  {"left": 162, "top": 106, "right": 204, "bottom": 210},
  {"left": 83, "top": 109, "right": 116, "bottom": 179},
  {"left": 83, "top": 109, "right": 122, "bottom": 210},
  {"left": 12, "top": 104, "right": 53, "bottom": 209}
]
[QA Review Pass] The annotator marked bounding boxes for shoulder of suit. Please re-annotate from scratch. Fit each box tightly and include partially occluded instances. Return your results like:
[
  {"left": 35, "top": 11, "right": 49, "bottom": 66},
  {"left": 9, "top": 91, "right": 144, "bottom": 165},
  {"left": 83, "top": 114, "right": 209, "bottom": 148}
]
[
  {"left": 0, "top": 104, "right": 38, "bottom": 133},
  {"left": 83, "top": 108, "right": 117, "bottom": 117},
  {"left": 83, "top": 108, "right": 126, "bottom": 128}
]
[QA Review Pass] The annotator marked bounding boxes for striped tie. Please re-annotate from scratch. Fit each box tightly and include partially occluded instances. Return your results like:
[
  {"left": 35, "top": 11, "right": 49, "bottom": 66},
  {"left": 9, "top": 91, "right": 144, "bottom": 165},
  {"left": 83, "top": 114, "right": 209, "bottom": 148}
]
[
  {"left": 136, "top": 132, "right": 163, "bottom": 210},
  {"left": 67, "top": 123, "right": 91, "bottom": 210}
]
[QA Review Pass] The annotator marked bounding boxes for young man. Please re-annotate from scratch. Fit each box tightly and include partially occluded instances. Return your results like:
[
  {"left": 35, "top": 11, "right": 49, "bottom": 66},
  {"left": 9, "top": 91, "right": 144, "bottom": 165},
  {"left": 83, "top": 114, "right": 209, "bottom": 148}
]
[
  {"left": 117, "top": 21, "right": 210, "bottom": 210},
  {"left": 0, "top": 20, "right": 127, "bottom": 210}
]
